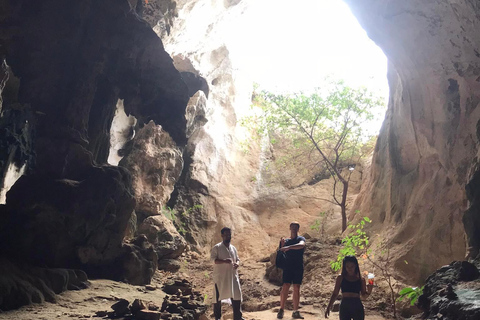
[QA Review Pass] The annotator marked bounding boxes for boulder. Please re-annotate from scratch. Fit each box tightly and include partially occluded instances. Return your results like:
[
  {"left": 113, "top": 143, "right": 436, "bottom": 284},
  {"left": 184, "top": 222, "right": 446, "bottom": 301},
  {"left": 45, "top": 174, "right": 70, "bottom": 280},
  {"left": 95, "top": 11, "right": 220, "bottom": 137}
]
[
  {"left": 418, "top": 260, "right": 480, "bottom": 319},
  {"left": 120, "top": 238, "right": 158, "bottom": 286},
  {"left": 111, "top": 299, "right": 130, "bottom": 317},
  {"left": 138, "top": 214, "right": 187, "bottom": 260},
  {"left": 160, "top": 278, "right": 206, "bottom": 320},
  {"left": 158, "top": 259, "right": 182, "bottom": 273},
  {"left": 137, "top": 309, "right": 161, "bottom": 320}
]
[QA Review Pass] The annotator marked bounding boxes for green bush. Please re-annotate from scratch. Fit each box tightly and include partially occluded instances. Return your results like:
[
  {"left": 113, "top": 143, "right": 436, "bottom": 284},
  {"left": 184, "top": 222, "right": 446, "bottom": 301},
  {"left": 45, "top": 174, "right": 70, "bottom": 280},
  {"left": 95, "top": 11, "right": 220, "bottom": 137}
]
[{"left": 330, "top": 216, "right": 371, "bottom": 271}]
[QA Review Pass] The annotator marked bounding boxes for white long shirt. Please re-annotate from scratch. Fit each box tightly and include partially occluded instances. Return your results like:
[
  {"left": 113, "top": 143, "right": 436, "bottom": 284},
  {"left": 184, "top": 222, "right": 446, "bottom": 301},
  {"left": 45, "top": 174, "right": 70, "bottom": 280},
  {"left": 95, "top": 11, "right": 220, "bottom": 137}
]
[{"left": 210, "top": 242, "right": 242, "bottom": 301}]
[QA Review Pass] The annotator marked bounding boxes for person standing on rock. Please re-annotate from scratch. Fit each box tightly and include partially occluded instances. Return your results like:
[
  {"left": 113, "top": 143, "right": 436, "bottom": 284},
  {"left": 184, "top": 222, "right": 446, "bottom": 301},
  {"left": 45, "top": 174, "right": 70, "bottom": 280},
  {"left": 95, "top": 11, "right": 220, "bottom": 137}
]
[
  {"left": 211, "top": 227, "right": 244, "bottom": 320},
  {"left": 277, "top": 221, "right": 306, "bottom": 319},
  {"left": 324, "top": 255, "right": 373, "bottom": 320}
]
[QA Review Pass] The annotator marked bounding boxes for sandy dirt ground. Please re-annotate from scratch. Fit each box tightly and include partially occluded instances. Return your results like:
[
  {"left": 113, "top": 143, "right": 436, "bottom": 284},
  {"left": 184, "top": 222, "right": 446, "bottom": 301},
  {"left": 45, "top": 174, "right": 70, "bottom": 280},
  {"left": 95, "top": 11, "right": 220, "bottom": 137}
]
[
  {"left": 0, "top": 234, "right": 409, "bottom": 320},
  {"left": 0, "top": 264, "right": 391, "bottom": 320},
  {"left": 0, "top": 276, "right": 167, "bottom": 320}
]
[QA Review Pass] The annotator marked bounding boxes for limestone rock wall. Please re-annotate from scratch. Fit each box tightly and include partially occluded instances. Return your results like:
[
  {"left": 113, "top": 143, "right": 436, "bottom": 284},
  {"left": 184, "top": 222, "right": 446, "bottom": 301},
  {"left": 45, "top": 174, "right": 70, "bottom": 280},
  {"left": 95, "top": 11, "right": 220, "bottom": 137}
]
[
  {"left": 345, "top": 0, "right": 480, "bottom": 282},
  {"left": 161, "top": 0, "right": 272, "bottom": 255},
  {"left": 121, "top": 0, "right": 475, "bottom": 284},
  {"left": 120, "top": 121, "right": 183, "bottom": 222},
  {"left": 0, "top": 62, "right": 33, "bottom": 203}
]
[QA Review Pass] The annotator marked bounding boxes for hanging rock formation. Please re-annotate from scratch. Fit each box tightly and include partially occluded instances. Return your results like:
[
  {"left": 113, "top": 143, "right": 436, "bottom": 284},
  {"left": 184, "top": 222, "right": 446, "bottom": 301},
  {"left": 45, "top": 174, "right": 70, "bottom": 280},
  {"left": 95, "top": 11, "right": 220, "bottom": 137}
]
[{"left": 120, "top": 121, "right": 184, "bottom": 222}]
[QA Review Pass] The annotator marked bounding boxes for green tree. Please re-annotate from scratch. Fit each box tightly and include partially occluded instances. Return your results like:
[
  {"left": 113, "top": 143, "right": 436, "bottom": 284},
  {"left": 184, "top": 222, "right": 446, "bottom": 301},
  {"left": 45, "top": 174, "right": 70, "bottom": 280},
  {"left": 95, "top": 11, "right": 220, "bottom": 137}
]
[{"left": 250, "top": 80, "right": 384, "bottom": 231}]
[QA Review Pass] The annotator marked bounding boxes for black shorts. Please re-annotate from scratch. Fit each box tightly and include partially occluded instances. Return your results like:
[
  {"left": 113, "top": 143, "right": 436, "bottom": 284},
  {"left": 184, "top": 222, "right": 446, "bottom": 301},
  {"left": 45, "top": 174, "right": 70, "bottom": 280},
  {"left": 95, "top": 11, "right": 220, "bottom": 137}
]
[
  {"left": 282, "top": 267, "right": 304, "bottom": 284},
  {"left": 340, "top": 297, "right": 364, "bottom": 320}
]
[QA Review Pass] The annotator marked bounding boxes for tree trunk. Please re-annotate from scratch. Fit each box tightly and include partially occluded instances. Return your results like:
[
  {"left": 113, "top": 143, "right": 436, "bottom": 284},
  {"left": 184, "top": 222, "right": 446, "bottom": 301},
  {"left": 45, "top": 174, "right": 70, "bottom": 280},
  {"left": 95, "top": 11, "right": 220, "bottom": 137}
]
[{"left": 341, "top": 181, "right": 348, "bottom": 232}]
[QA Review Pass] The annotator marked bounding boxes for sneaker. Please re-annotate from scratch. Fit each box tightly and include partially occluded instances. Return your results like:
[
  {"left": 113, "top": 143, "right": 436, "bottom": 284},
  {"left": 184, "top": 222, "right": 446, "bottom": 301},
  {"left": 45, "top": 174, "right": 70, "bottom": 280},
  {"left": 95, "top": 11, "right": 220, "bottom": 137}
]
[
  {"left": 277, "top": 308, "right": 284, "bottom": 319},
  {"left": 292, "top": 311, "right": 304, "bottom": 319}
]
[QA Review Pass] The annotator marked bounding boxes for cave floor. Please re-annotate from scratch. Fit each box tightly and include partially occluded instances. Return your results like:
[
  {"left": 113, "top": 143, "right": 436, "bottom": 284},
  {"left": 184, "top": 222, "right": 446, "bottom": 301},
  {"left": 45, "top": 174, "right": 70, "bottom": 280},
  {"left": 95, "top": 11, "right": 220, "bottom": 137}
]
[
  {"left": 0, "top": 276, "right": 167, "bottom": 320},
  {"left": 0, "top": 245, "right": 399, "bottom": 320}
]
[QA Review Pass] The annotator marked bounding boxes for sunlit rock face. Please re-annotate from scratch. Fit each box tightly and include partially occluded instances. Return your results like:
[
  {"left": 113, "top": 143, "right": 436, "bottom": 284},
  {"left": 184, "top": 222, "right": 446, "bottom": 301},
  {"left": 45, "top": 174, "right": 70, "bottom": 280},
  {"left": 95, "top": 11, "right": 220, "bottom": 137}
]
[
  {"left": 120, "top": 121, "right": 183, "bottom": 222},
  {"left": 0, "top": 0, "right": 189, "bottom": 287},
  {"left": 346, "top": 0, "right": 480, "bottom": 282},
  {"left": 119, "top": 118, "right": 189, "bottom": 267},
  {"left": 141, "top": 0, "right": 274, "bottom": 255}
]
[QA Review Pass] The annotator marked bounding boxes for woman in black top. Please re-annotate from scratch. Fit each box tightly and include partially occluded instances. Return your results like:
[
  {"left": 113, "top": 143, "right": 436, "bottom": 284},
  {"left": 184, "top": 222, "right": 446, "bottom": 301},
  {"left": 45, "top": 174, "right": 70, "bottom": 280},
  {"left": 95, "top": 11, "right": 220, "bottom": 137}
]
[{"left": 325, "top": 256, "right": 373, "bottom": 320}]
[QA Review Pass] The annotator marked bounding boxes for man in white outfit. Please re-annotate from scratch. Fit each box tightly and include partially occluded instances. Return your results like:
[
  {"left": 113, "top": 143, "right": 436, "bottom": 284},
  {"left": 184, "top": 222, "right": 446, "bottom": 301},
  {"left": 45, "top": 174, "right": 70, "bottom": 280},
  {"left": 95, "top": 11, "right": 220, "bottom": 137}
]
[{"left": 211, "top": 227, "right": 243, "bottom": 320}]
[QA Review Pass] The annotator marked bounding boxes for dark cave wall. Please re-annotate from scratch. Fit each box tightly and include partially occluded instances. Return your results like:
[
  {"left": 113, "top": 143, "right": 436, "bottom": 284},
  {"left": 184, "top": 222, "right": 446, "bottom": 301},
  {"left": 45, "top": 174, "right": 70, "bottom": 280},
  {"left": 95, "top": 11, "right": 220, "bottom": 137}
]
[
  {"left": 2, "top": 0, "right": 189, "bottom": 177},
  {"left": 0, "top": 0, "right": 189, "bottom": 284}
]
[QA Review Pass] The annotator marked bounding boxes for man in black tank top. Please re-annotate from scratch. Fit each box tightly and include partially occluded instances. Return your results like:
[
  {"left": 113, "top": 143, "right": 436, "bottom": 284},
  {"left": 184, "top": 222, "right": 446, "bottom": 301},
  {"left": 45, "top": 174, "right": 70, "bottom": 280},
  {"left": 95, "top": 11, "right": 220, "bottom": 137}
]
[{"left": 277, "top": 222, "right": 306, "bottom": 319}]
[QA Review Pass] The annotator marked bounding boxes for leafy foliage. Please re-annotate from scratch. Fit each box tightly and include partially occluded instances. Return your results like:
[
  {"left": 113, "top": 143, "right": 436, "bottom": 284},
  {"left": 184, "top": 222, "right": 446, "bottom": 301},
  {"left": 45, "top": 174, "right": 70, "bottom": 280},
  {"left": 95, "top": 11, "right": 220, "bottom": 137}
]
[
  {"left": 162, "top": 205, "right": 203, "bottom": 236},
  {"left": 244, "top": 79, "right": 385, "bottom": 231},
  {"left": 398, "top": 286, "right": 424, "bottom": 306},
  {"left": 310, "top": 210, "right": 334, "bottom": 239},
  {"left": 330, "top": 216, "right": 371, "bottom": 271},
  {"left": 251, "top": 80, "right": 383, "bottom": 161},
  {"left": 310, "top": 219, "right": 322, "bottom": 232}
]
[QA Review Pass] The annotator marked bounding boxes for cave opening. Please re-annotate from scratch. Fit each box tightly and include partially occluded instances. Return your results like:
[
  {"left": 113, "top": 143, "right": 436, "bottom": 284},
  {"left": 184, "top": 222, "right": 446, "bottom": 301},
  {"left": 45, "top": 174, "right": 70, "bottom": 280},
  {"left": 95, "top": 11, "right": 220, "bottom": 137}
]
[
  {"left": 227, "top": 0, "right": 388, "bottom": 102},
  {"left": 223, "top": 0, "right": 390, "bottom": 200},
  {"left": 218, "top": 0, "right": 390, "bottom": 234}
]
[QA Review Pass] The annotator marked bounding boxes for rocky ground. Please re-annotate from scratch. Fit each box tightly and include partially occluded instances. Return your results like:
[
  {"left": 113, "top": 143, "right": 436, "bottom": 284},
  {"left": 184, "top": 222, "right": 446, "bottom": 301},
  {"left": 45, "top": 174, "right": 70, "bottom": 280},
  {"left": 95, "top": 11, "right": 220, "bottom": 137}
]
[{"left": 0, "top": 235, "right": 421, "bottom": 320}]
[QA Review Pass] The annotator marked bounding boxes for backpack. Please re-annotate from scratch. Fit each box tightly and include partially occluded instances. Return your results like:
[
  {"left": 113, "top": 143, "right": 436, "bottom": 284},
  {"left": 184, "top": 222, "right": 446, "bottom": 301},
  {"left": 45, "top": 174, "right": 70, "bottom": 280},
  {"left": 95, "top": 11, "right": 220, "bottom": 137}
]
[{"left": 275, "top": 250, "right": 287, "bottom": 269}]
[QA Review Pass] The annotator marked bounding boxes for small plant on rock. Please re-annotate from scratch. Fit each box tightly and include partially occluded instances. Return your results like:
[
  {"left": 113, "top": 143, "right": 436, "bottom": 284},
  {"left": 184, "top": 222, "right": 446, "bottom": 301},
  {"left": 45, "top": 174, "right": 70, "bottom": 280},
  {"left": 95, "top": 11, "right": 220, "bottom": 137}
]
[
  {"left": 161, "top": 205, "right": 203, "bottom": 236},
  {"left": 310, "top": 210, "right": 333, "bottom": 239},
  {"left": 310, "top": 219, "right": 321, "bottom": 233}
]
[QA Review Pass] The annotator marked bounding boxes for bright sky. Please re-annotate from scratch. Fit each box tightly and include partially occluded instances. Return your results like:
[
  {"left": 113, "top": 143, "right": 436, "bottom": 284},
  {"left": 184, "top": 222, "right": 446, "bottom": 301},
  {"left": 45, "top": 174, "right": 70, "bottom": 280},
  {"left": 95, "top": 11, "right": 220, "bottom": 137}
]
[
  {"left": 224, "top": 0, "right": 389, "bottom": 135},
  {"left": 226, "top": 0, "right": 388, "bottom": 99}
]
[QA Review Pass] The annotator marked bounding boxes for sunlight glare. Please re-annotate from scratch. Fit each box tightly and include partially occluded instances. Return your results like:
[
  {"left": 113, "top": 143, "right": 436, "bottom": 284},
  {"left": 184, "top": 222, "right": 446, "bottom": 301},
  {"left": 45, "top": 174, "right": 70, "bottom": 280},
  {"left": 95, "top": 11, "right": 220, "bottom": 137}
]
[{"left": 226, "top": 0, "right": 388, "bottom": 98}]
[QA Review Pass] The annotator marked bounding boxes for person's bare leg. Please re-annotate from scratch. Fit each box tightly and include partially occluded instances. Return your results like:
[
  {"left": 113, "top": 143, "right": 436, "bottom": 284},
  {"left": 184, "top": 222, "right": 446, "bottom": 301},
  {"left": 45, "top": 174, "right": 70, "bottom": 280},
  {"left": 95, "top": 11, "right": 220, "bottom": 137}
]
[
  {"left": 292, "top": 284, "right": 300, "bottom": 310},
  {"left": 280, "top": 283, "right": 291, "bottom": 310}
]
